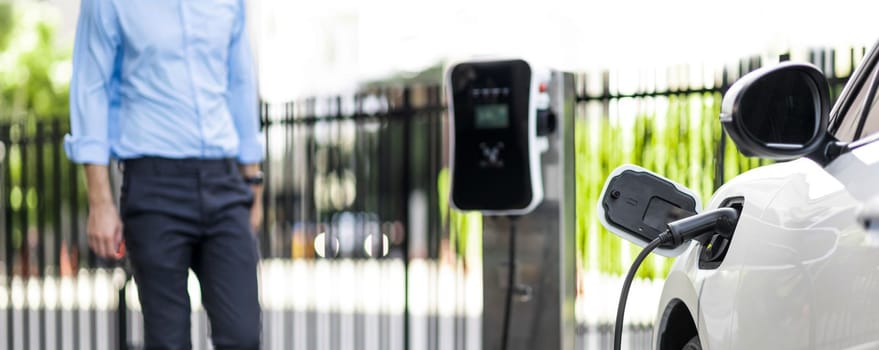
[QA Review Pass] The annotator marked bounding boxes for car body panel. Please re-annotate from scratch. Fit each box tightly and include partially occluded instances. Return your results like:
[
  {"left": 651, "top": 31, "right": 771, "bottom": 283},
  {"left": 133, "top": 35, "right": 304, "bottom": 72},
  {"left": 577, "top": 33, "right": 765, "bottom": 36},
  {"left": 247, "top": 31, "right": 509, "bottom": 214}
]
[{"left": 660, "top": 140, "right": 879, "bottom": 349}]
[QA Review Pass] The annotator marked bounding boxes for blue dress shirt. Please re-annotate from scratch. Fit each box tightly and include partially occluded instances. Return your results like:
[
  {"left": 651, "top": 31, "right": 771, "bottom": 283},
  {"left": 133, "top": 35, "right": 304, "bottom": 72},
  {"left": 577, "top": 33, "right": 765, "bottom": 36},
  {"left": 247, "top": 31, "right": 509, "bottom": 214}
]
[{"left": 65, "top": 0, "right": 263, "bottom": 165}]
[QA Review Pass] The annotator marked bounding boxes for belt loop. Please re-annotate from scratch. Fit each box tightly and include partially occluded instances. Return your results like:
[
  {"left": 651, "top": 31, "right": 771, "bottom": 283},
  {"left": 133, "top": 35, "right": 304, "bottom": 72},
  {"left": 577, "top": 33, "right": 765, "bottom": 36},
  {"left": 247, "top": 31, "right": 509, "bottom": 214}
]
[
  {"left": 151, "top": 157, "right": 163, "bottom": 176},
  {"left": 228, "top": 158, "right": 238, "bottom": 174}
]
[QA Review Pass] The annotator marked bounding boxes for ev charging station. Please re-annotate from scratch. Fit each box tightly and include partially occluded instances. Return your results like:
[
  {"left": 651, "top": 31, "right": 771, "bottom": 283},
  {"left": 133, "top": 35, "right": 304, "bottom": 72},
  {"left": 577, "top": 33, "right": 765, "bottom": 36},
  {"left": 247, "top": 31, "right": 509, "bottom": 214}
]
[{"left": 447, "top": 59, "right": 577, "bottom": 350}]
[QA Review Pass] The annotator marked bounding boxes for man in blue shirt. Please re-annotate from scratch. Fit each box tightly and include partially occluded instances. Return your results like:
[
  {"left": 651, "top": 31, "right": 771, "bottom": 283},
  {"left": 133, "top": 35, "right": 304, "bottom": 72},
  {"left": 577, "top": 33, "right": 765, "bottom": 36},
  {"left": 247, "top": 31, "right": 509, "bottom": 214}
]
[{"left": 66, "top": 0, "right": 263, "bottom": 348}]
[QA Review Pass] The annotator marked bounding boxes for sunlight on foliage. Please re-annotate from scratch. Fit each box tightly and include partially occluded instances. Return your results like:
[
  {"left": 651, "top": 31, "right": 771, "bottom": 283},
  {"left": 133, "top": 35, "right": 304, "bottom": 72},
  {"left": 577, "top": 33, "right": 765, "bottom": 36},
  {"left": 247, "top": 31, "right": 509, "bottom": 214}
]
[{"left": 0, "top": 2, "right": 71, "bottom": 119}]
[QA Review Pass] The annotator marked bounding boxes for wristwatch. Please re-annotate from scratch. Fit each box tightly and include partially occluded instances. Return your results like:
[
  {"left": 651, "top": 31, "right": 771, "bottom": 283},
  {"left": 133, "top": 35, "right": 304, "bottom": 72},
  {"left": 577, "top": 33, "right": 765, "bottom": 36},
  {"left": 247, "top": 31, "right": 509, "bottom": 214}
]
[{"left": 243, "top": 171, "right": 264, "bottom": 185}]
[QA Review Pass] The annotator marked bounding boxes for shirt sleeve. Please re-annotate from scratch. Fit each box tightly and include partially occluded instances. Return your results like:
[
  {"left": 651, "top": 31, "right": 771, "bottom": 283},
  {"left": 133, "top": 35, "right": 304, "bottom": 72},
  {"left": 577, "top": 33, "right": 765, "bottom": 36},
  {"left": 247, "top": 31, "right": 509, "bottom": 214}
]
[
  {"left": 64, "top": 0, "right": 120, "bottom": 165},
  {"left": 227, "top": 0, "right": 264, "bottom": 164}
]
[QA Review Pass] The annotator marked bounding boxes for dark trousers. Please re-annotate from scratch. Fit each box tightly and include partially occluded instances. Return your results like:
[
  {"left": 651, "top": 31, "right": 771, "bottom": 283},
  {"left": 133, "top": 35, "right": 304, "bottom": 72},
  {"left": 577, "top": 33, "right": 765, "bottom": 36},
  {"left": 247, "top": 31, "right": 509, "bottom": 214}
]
[{"left": 120, "top": 157, "right": 261, "bottom": 350}]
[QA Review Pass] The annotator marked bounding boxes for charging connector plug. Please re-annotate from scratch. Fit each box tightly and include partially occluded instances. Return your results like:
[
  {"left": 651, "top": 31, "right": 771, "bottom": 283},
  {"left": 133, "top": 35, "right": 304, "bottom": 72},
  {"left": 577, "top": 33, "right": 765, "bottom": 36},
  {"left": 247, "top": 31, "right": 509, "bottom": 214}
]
[{"left": 667, "top": 207, "right": 739, "bottom": 244}]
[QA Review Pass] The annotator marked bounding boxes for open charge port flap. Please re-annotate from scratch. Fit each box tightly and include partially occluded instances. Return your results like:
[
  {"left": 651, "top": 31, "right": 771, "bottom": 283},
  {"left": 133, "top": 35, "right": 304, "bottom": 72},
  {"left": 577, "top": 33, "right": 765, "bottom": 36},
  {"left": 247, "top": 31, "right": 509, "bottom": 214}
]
[{"left": 601, "top": 170, "right": 698, "bottom": 249}]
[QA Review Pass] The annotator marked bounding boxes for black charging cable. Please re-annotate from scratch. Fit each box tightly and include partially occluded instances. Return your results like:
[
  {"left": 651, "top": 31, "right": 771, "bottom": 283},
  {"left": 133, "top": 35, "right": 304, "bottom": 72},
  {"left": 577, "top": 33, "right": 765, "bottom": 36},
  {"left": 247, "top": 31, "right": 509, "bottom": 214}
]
[
  {"left": 500, "top": 216, "right": 519, "bottom": 350},
  {"left": 614, "top": 208, "right": 739, "bottom": 350},
  {"left": 613, "top": 231, "right": 672, "bottom": 350}
]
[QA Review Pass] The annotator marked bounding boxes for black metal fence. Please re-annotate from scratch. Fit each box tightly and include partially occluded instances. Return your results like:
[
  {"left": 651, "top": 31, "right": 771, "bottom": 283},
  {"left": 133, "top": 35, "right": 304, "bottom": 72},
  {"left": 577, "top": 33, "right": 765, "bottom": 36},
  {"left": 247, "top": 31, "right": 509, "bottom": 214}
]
[
  {"left": 256, "top": 86, "right": 450, "bottom": 350},
  {"left": 0, "top": 46, "right": 864, "bottom": 349},
  {"left": 259, "top": 85, "right": 446, "bottom": 261}
]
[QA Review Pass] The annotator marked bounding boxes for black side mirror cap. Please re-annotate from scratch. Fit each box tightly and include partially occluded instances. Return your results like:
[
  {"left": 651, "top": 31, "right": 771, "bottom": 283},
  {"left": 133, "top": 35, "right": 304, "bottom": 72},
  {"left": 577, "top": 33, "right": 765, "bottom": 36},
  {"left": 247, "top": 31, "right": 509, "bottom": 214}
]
[{"left": 720, "top": 63, "right": 832, "bottom": 161}]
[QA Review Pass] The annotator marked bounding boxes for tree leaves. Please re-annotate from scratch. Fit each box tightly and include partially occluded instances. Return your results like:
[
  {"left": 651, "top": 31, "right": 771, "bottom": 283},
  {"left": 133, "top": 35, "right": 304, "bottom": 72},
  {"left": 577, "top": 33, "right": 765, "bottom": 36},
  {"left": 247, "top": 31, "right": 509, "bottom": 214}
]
[{"left": 0, "top": 3, "right": 70, "bottom": 120}]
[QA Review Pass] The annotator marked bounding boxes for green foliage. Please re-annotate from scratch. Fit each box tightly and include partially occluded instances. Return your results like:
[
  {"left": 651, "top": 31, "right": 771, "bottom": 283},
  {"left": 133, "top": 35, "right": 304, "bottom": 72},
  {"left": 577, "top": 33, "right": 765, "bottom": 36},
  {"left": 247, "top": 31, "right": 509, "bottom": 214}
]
[
  {"left": 0, "top": 4, "right": 73, "bottom": 259},
  {"left": 361, "top": 62, "right": 445, "bottom": 90},
  {"left": 0, "top": 3, "right": 71, "bottom": 119},
  {"left": 0, "top": 4, "right": 13, "bottom": 50},
  {"left": 437, "top": 168, "right": 483, "bottom": 260}
]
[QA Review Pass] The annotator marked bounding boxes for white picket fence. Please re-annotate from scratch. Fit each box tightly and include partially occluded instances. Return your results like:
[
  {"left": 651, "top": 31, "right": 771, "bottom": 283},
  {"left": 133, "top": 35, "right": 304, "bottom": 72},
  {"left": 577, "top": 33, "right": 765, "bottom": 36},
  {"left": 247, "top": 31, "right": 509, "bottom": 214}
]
[{"left": 1, "top": 259, "right": 664, "bottom": 349}]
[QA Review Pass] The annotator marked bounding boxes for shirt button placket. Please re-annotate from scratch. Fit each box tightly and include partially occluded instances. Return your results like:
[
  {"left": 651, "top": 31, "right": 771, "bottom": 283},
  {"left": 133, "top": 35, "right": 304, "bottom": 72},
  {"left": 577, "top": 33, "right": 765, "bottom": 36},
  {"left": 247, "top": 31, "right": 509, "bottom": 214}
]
[{"left": 179, "top": 0, "right": 207, "bottom": 158}]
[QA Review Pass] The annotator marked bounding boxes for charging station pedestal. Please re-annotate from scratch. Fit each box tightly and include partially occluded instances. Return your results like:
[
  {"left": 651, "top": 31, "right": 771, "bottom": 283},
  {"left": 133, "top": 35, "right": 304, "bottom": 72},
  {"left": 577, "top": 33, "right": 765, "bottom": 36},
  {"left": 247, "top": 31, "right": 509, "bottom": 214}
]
[
  {"left": 479, "top": 71, "right": 577, "bottom": 350},
  {"left": 446, "top": 59, "right": 577, "bottom": 349}
]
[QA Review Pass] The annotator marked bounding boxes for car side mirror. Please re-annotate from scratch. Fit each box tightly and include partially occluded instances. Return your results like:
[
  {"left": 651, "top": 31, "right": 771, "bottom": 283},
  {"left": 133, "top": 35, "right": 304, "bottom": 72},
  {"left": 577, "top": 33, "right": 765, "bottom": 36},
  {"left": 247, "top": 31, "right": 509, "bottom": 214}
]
[
  {"left": 597, "top": 165, "right": 702, "bottom": 257},
  {"left": 720, "top": 63, "right": 831, "bottom": 161}
]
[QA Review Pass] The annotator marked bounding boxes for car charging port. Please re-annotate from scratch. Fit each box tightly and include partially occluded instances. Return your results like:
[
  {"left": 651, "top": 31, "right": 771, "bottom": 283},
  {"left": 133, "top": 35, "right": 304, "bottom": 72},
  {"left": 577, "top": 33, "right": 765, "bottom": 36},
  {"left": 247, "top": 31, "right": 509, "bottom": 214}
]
[{"left": 698, "top": 197, "right": 743, "bottom": 269}]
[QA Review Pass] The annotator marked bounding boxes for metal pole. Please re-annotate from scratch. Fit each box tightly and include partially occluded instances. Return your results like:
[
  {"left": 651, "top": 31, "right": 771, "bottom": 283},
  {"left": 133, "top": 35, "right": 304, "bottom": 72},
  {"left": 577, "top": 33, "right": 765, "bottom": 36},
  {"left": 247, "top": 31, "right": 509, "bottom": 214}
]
[
  {"left": 401, "top": 87, "right": 413, "bottom": 350},
  {"left": 68, "top": 146, "right": 80, "bottom": 349},
  {"left": 20, "top": 123, "right": 30, "bottom": 350},
  {"left": 51, "top": 120, "right": 63, "bottom": 350},
  {"left": 36, "top": 121, "right": 46, "bottom": 350},
  {"left": 118, "top": 284, "right": 127, "bottom": 349},
  {"left": 1, "top": 124, "right": 12, "bottom": 350}
]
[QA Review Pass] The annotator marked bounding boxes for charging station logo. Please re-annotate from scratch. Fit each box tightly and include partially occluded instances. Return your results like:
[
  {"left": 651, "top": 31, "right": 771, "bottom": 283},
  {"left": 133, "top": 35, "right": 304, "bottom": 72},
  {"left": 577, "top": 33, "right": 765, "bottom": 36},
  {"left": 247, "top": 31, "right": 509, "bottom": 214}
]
[{"left": 479, "top": 142, "right": 505, "bottom": 168}]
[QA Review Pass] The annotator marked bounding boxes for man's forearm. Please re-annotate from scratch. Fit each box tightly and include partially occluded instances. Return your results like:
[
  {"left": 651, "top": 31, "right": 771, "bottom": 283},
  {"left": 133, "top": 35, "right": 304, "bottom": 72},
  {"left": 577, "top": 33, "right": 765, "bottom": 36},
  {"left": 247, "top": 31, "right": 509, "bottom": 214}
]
[
  {"left": 84, "top": 164, "right": 115, "bottom": 208},
  {"left": 238, "top": 163, "right": 264, "bottom": 200},
  {"left": 238, "top": 163, "right": 260, "bottom": 178}
]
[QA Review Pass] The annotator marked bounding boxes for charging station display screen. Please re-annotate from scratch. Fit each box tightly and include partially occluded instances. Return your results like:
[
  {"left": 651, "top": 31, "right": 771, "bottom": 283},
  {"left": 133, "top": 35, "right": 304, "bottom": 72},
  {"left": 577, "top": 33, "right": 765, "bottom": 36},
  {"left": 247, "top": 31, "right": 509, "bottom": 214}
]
[
  {"left": 474, "top": 104, "right": 510, "bottom": 129},
  {"left": 450, "top": 60, "right": 533, "bottom": 211}
]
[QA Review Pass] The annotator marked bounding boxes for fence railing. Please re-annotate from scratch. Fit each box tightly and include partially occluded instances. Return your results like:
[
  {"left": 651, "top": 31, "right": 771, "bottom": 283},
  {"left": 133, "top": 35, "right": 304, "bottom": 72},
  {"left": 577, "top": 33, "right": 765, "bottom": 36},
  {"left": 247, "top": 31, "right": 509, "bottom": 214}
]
[{"left": 0, "top": 46, "right": 863, "bottom": 349}]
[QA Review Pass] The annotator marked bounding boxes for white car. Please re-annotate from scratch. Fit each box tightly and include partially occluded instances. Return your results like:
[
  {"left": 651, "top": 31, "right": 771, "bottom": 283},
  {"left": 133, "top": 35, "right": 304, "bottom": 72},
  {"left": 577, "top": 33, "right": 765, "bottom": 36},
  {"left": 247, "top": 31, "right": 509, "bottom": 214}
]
[{"left": 600, "top": 42, "right": 879, "bottom": 349}]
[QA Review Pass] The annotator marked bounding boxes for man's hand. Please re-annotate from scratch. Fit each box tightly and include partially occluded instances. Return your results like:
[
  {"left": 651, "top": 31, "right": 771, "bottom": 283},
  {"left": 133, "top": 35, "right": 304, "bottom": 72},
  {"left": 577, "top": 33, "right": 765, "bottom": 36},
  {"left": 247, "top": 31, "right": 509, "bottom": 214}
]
[
  {"left": 88, "top": 202, "right": 123, "bottom": 259},
  {"left": 249, "top": 189, "right": 263, "bottom": 233},
  {"left": 84, "top": 164, "right": 123, "bottom": 260}
]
